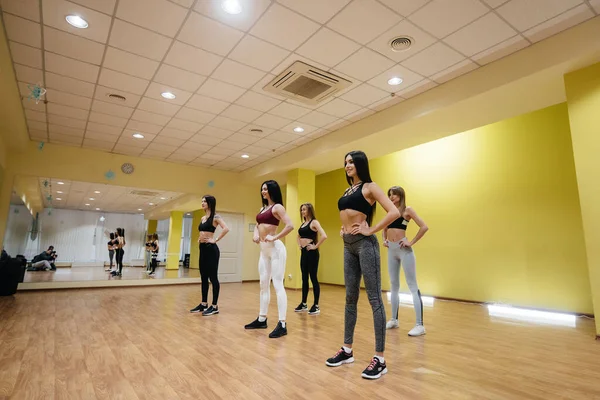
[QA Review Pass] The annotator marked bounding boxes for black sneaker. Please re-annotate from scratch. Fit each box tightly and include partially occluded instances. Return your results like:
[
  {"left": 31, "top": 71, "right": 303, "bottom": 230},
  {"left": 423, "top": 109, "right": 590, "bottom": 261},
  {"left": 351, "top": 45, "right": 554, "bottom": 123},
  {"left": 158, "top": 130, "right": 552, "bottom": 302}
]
[
  {"left": 294, "top": 303, "right": 307, "bottom": 312},
  {"left": 202, "top": 305, "right": 219, "bottom": 316},
  {"left": 268, "top": 322, "right": 287, "bottom": 338},
  {"left": 244, "top": 318, "right": 268, "bottom": 329},
  {"left": 325, "top": 348, "right": 354, "bottom": 367},
  {"left": 308, "top": 305, "right": 320, "bottom": 315},
  {"left": 190, "top": 303, "right": 207, "bottom": 313},
  {"left": 361, "top": 357, "right": 387, "bottom": 379}
]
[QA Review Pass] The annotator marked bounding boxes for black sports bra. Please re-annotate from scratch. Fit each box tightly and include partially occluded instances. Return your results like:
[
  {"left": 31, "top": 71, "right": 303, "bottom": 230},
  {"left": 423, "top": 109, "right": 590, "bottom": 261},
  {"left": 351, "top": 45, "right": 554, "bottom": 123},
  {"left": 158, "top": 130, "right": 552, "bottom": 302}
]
[
  {"left": 199, "top": 217, "right": 216, "bottom": 233},
  {"left": 337, "top": 183, "right": 372, "bottom": 217},
  {"left": 298, "top": 220, "right": 317, "bottom": 242},
  {"left": 388, "top": 215, "right": 409, "bottom": 230}
]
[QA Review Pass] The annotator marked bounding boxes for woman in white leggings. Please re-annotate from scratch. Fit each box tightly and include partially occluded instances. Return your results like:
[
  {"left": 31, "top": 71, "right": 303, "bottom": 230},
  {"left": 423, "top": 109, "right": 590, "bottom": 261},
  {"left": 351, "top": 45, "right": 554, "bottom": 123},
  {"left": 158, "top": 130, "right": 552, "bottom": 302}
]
[
  {"left": 383, "top": 186, "right": 429, "bottom": 337},
  {"left": 244, "top": 180, "right": 294, "bottom": 339}
]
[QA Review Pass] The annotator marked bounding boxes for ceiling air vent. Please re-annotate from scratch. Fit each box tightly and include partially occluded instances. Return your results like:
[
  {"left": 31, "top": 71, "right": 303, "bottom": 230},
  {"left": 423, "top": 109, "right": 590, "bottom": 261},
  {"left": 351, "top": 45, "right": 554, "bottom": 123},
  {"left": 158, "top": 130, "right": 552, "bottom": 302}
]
[
  {"left": 129, "top": 190, "right": 160, "bottom": 197},
  {"left": 107, "top": 93, "right": 127, "bottom": 102},
  {"left": 389, "top": 36, "right": 413, "bottom": 52},
  {"left": 263, "top": 61, "right": 352, "bottom": 105}
]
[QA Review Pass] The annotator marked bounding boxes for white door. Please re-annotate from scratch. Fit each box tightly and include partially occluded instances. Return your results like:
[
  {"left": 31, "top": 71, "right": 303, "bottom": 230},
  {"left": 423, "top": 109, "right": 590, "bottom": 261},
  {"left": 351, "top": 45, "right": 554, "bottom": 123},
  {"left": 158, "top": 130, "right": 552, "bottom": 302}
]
[{"left": 214, "top": 212, "right": 243, "bottom": 282}]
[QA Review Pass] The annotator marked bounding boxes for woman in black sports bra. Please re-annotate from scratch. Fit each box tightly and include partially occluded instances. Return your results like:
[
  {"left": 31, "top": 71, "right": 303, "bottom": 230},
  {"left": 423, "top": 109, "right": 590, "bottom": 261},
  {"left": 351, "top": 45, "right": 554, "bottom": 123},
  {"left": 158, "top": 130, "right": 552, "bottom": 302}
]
[
  {"left": 295, "top": 203, "right": 328, "bottom": 315},
  {"left": 190, "top": 195, "right": 229, "bottom": 316},
  {"left": 325, "top": 150, "right": 400, "bottom": 381}
]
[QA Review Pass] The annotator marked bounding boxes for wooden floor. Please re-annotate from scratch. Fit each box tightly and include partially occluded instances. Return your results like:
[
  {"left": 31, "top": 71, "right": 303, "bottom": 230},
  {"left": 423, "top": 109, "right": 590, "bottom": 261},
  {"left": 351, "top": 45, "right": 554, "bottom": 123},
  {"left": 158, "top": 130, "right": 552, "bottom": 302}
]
[
  {"left": 23, "top": 266, "right": 199, "bottom": 283},
  {"left": 1, "top": 283, "right": 600, "bottom": 399}
]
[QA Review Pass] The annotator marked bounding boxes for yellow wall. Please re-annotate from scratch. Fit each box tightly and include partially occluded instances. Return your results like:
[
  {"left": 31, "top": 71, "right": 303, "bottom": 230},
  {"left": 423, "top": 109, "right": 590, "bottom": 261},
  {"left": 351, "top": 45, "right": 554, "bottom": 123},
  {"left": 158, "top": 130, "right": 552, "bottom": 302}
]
[{"left": 316, "top": 103, "right": 592, "bottom": 314}]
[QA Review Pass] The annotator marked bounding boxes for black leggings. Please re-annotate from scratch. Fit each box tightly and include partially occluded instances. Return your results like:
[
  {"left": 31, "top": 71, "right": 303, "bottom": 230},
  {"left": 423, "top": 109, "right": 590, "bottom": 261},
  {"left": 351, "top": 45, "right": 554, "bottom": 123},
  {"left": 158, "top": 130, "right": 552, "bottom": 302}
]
[
  {"left": 300, "top": 247, "right": 320, "bottom": 305},
  {"left": 116, "top": 248, "right": 124, "bottom": 274},
  {"left": 150, "top": 256, "right": 157, "bottom": 273},
  {"left": 199, "top": 243, "right": 220, "bottom": 305}
]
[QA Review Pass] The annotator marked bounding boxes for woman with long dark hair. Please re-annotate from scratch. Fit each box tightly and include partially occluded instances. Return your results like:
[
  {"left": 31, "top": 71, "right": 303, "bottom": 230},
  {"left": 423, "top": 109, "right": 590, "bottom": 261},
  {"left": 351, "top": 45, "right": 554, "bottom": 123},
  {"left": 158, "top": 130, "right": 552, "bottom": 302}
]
[
  {"left": 325, "top": 150, "right": 400, "bottom": 380},
  {"left": 190, "top": 195, "right": 229, "bottom": 316},
  {"left": 383, "top": 186, "right": 429, "bottom": 336},
  {"left": 244, "top": 180, "right": 294, "bottom": 338},
  {"left": 148, "top": 233, "right": 160, "bottom": 277},
  {"left": 111, "top": 228, "right": 125, "bottom": 277},
  {"left": 106, "top": 232, "right": 116, "bottom": 272},
  {"left": 295, "top": 203, "right": 327, "bottom": 315}
]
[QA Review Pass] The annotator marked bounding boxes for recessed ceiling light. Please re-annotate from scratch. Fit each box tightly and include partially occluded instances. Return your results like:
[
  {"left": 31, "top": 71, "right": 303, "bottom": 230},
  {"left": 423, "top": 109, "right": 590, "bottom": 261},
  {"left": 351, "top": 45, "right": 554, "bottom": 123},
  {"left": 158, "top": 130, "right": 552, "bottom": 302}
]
[
  {"left": 95, "top": 208, "right": 100, "bottom": 211},
  {"left": 160, "top": 197, "right": 166, "bottom": 200},
  {"left": 161, "top": 92, "right": 176, "bottom": 100},
  {"left": 85, "top": 203, "right": 90, "bottom": 206},
  {"left": 387, "top": 77, "right": 403, "bottom": 86},
  {"left": 138, "top": 208, "right": 143, "bottom": 211},
  {"left": 89, "top": 198, "right": 95, "bottom": 200},
  {"left": 56, "top": 198, "right": 62, "bottom": 201},
  {"left": 57, "top": 182, "right": 64, "bottom": 185},
  {"left": 241, "top": 154, "right": 249, "bottom": 159},
  {"left": 94, "top": 190, "right": 100, "bottom": 194},
  {"left": 221, "top": 0, "right": 242, "bottom": 14},
  {"left": 149, "top": 202, "right": 154, "bottom": 205},
  {"left": 56, "top": 191, "right": 63, "bottom": 194},
  {"left": 294, "top": 127, "right": 304, "bottom": 133},
  {"left": 66, "top": 15, "right": 88, "bottom": 29},
  {"left": 132, "top": 133, "right": 145, "bottom": 139}
]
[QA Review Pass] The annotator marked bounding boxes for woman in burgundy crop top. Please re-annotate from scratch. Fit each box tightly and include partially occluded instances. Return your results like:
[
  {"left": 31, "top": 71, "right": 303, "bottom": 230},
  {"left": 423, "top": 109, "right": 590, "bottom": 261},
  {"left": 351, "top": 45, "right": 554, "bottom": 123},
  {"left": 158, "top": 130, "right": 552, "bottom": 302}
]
[
  {"left": 325, "top": 150, "right": 400, "bottom": 381},
  {"left": 245, "top": 180, "right": 294, "bottom": 339},
  {"left": 190, "top": 195, "right": 230, "bottom": 317}
]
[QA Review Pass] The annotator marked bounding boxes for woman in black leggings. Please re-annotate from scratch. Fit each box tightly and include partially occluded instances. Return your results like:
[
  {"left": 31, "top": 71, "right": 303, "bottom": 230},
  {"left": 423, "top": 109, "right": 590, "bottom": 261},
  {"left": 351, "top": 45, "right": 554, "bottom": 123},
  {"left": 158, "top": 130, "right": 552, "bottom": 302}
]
[
  {"left": 111, "top": 228, "right": 126, "bottom": 277},
  {"left": 149, "top": 233, "right": 159, "bottom": 277},
  {"left": 295, "top": 203, "right": 327, "bottom": 315},
  {"left": 325, "top": 150, "right": 400, "bottom": 380},
  {"left": 189, "top": 195, "right": 229, "bottom": 316}
]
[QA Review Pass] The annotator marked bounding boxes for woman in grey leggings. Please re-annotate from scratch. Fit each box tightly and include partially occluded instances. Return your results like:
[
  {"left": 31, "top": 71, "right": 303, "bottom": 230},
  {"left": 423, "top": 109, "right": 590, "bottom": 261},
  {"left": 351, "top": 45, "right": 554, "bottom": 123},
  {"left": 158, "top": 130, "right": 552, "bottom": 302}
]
[
  {"left": 325, "top": 150, "right": 400, "bottom": 380},
  {"left": 383, "top": 186, "right": 429, "bottom": 337}
]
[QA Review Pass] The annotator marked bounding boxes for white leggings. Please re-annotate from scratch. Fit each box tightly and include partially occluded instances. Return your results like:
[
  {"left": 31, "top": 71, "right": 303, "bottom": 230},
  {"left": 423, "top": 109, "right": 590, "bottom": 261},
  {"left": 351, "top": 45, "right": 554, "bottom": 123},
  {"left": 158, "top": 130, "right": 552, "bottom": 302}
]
[
  {"left": 388, "top": 241, "right": 423, "bottom": 325},
  {"left": 259, "top": 240, "right": 287, "bottom": 321}
]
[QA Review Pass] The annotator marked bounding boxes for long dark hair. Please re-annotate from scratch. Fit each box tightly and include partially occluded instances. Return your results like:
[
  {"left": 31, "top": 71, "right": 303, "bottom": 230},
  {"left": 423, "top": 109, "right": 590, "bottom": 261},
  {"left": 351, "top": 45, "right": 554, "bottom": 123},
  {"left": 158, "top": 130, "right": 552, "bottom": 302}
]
[
  {"left": 261, "top": 180, "right": 283, "bottom": 208},
  {"left": 152, "top": 233, "right": 159, "bottom": 241},
  {"left": 203, "top": 195, "right": 216, "bottom": 226},
  {"left": 117, "top": 227, "right": 124, "bottom": 238},
  {"left": 110, "top": 233, "right": 115, "bottom": 240},
  {"left": 387, "top": 186, "right": 406, "bottom": 215},
  {"left": 300, "top": 203, "right": 316, "bottom": 222},
  {"left": 344, "top": 150, "right": 375, "bottom": 226}
]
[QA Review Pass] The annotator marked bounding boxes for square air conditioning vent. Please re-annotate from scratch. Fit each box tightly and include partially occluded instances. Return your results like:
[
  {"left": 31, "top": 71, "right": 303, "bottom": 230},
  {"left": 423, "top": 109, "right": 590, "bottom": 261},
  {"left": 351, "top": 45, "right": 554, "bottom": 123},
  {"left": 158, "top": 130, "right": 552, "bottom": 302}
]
[{"left": 263, "top": 61, "right": 352, "bottom": 105}]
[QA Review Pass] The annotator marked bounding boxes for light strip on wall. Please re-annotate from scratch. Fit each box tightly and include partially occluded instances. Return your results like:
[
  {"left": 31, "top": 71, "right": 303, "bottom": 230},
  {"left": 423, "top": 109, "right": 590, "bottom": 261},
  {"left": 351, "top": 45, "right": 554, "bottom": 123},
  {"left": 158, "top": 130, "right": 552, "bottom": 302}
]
[
  {"left": 487, "top": 304, "right": 576, "bottom": 327},
  {"left": 386, "top": 292, "right": 435, "bottom": 307}
]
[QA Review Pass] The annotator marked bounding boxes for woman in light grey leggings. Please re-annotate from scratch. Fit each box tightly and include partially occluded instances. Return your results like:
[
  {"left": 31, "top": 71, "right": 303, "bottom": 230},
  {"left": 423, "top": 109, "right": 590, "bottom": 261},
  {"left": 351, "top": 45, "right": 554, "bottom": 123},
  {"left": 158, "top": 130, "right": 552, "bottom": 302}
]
[{"left": 383, "top": 186, "right": 429, "bottom": 337}]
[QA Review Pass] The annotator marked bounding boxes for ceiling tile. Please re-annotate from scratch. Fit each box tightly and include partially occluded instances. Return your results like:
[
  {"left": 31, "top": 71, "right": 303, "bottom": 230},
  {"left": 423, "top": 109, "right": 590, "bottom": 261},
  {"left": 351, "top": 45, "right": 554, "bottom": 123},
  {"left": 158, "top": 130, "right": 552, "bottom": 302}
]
[
  {"left": 271, "top": 53, "right": 329, "bottom": 76},
  {"left": 126, "top": 120, "right": 164, "bottom": 134},
  {"left": 116, "top": 135, "right": 149, "bottom": 149},
  {"left": 94, "top": 85, "right": 141, "bottom": 108},
  {"left": 25, "top": 109, "right": 46, "bottom": 123},
  {"left": 238, "top": 124, "right": 275, "bottom": 137},
  {"left": 229, "top": 35, "right": 290, "bottom": 72},
  {"left": 240, "top": 145, "right": 271, "bottom": 156},
  {"left": 98, "top": 68, "right": 150, "bottom": 95},
  {"left": 0, "top": 0, "right": 40, "bottom": 21},
  {"left": 334, "top": 47, "right": 395, "bottom": 81},
  {"left": 144, "top": 82, "right": 193, "bottom": 106},
  {"left": 253, "top": 113, "right": 293, "bottom": 130},
  {"left": 91, "top": 100, "right": 134, "bottom": 119},
  {"left": 42, "top": 0, "right": 112, "bottom": 43},
  {"left": 208, "top": 116, "right": 246, "bottom": 131},
  {"left": 327, "top": 0, "right": 401, "bottom": 45},
  {"left": 215, "top": 140, "right": 247, "bottom": 151},
  {"left": 49, "top": 132, "right": 84, "bottom": 145},
  {"left": 367, "top": 64, "right": 424, "bottom": 92},
  {"left": 151, "top": 135, "right": 186, "bottom": 146},
  {"left": 211, "top": 59, "right": 266, "bottom": 89},
  {"left": 43, "top": 26, "right": 105, "bottom": 65},
  {"left": 27, "top": 120, "right": 48, "bottom": 132},
  {"left": 522, "top": 4, "right": 593, "bottom": 43},
  {"left": 186, "top": 94, "right": 230, "bottom": 114},
  {"left": 395, "top": 79, "right": 437, "bottom": 98},
  {"left": 252, "top": 138, "right": 286, "bottom": 150},
  {"left": 367, "top": 19, "right": 438, "bottom": 63},
  {"left": 174, "top": 107, "right": 217, "bottom": 124},
  {"left": 296, "top": 111, "right": 338, "bottom": 128},
  {"left": 345, "top": 107, "right": 376, "bottom": 122},
  {"left": 131, "top": 109, "right": 171, "bottom": 126},
  {"left": 160, "top": 128, "right": 194, "bottom": 140},
  {"left": 193, "top": 0, "right": 272, "bottom": 32},
  {"left": 199, "top": 125, "right": 237, "bottom": 139},
  {"left": 206, "top": 146, "right": 236, "bottom": 156},
  {"left": 29, "top": 129, "right": 48, "bottom": 140},
  {"left": 482, "top": 0, "right": 510, "bottom": 7},
  {"left": 188, "top": 132, "right": 224, "bottom": 146},
  {"left": 116, "top": 0, "right": 188, "bottom": 37},
  {"left": 168, "top": 153, "right": 196, "bottom": 162},
  {"left": 102, "top": 47, "right": 160, "bottom": 80},
  {"left": 496, "top": 0, "right": 584, "bottom": 31},
  {"left": 181, "top": 141, "right": 212, "bottom": 152},
  {"left": 401, "top": 42, "right": 465, "bottom": 77},
  {"left": 198, "top": 152, "right": 227, "bottom": 161},
  {"left": 376, "top": 0, "right": 430, "bottom": 17},
  {"left": 408, "top": 0, "right": 488, "bottom": 39},
  {"left": 234, "top": 91, "right": 282, "bottom": 112},
  {"left": 88, "top": 111, "right": 129, "bottom": 127},
  {"left": 323, "top": 119, "right": 352, "bottom": 131},
  {"left": 3, "top": 14, "right": 41, "bottom": 48},
  {"left": 221, "top": 104, "right": 263, "bottom": 123},
  {"left": 45, "top": 52, "right": 99, "bottom": 83},
  {"left": 47, "top": 90, "right": 92, "bottom": 110},
  {"left": 250, "top": 3, "right": 321, "bottom": 51},
  {"left": 166, "top": 118, "right": 203, "bottom": 133},
  {"left": 83, "top": 139, "right": 116, "bottom": 150},
  {"left": 49, "top": 124, "right": 85, "bottom": 137},
  {"left": 276, "top": 0, "right": 351, "bottom": 23},
  {"left": 84, "top": 130, "right": 120, "bottom": 141},
  {"left": 9, "top": 42, "right": 42, "bottom": 69},
  {"left": 444, "top": 13, "right": 517, "bottom": 56},
  {"left": 45, "top": 72, "right": 95, "bottom": 97},
  {"left": 153, "top": 64, "right": 206, "bottom": 92},
  {"left": 15, "top": 64, "right": 43, "bottom": 84},
  {"left": 197, "top": 79, "right": 246, "bottom": 102},
  {"left": 114, "top": 146, "right": 144, "bottom": 156},
  {"left": 297, "top": 28, "right": 361, "bottom": 68},
  {"left": 86, "top": 121, "right": 123, "bottom": 135},
  {"left": 430, "top": 59, "right": 479, "bottom": 83},
  {"left": 267, "top": 130, "right": 301, "bottom": 143},
  {"left": 226, "top": 132, "right": 261, "bottom": 145},
  {"left": 138, "top": 97, "right": 181, "bottom": 117},
  {"left": 471, "top": 35, "right": 529, "bottom": 65},
  {"left": 590, "top": 0, "right": 600, "bottom": 13},
  {"left": 268, "top": 102, "right": 312, "bottom": 120},
  {"left": 178, "top": 11, "right": 244, "bottom": 56},
  {"left": 339, "top": 83, "right": 389, "bottom": 107},
  {"left": 317, "top": 98, "right": 362, "bottom": 118},
  {"left": 164, "top": 41, "right": 223, "bottom": 76},
  {"left": 47, "top": 103, "right": 90, "bottom": 120},
  {"left": 109, "top": 19, "right": 172, "bottom": 61},
  {"left": 71, "top": 0, "right": 117, "bottom": 14}
]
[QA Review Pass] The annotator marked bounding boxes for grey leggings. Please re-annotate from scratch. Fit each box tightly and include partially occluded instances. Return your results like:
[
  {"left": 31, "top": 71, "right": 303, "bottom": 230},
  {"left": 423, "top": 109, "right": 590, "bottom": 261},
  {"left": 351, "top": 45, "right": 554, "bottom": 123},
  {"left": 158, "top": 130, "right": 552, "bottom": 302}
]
[
  {"left": 388, "top": 241, "right": 423, "bottom": 325},
  {"left": 343, "top": 234, "right": 386, "bottom": 353}
]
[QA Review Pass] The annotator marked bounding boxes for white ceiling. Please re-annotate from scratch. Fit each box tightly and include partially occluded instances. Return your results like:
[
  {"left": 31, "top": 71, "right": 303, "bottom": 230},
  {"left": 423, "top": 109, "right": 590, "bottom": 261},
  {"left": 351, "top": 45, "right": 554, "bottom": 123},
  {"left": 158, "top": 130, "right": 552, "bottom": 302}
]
[
  {"left": 1, "top": 0, "right": 597, "bottom": 172},
  {"left": 36, "top": 177, "right": 184, "bottom": 213}
]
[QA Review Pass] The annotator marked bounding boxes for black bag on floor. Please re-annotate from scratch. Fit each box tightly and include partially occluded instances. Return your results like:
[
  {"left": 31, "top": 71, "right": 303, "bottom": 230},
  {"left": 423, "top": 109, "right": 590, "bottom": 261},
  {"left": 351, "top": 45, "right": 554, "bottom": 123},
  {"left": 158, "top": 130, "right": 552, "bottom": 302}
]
[{"left": 0, "top": 255, "right": 27, "bottom": 296}]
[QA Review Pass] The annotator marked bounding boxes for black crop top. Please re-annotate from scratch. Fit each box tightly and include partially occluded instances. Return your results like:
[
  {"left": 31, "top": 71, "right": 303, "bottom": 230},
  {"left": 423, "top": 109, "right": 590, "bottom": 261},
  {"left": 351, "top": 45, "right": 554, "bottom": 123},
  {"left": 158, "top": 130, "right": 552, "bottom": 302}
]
[
  {"left": 298, "top": 220, "right": 317, "bottom": 242},
  {"left": 388, "top": 215, "right": 409, "bottom": 230},
  {"left": 199, "top": 217, "right": 216, "bottom": 233},
  {"left": 337, "top": 183, "right": 372, "bottom": 216}
]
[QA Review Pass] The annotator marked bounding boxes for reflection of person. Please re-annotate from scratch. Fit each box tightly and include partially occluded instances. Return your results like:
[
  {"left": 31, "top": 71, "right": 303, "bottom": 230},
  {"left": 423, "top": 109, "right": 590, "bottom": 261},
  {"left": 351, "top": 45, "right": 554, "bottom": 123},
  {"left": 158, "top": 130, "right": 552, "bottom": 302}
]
[
  {"left": 107, "top": 233, "right": 117, "bottom": 272},
  {"left": 145, "top": 234, "right": 153, "bottom": 273},
  {"left": 148, "top": 233, "right": 160, "bottom": 277},
  {"left": 31, "top": 246, "right": 56, "bottom": 271},
  {"left": 325, "top": 150, "right": 400, "bottom": 380},
  {"left": 190, "top": 196, "right": 229, "bottom": 316},
  {"left": 244, "top": 180, "right": 294, "bottom": 339},
  {"left": 295, "top": 203, "right": 327, "bottom": 315},
  {"left": 111, "top": 228, "right": 125, "bottom": 277}
]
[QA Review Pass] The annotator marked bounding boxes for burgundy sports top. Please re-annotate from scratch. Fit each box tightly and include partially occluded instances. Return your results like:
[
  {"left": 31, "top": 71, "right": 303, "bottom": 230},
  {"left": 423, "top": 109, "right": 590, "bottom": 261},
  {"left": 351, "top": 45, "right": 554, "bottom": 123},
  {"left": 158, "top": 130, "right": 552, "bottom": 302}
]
[{"left": 256, "top": 206, "right": 279, "bottom": 226}]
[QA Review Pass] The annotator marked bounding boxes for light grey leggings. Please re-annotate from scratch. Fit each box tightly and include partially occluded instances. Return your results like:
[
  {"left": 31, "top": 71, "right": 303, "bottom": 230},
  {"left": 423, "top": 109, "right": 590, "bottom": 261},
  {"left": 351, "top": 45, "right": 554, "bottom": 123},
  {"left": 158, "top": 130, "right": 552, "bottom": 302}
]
[
  {"left": 343, "top": 234, "right": 386, "bottom": 353},
  {"left": 388, "top": 241, "right": 423, "bottom": 325}
]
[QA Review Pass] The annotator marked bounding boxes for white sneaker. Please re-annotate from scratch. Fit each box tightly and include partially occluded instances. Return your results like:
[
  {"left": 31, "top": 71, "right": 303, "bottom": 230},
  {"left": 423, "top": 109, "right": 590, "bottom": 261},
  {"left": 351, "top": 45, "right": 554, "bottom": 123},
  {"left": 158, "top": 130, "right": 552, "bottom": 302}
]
[
  {"left": 386, "top": 319, "right": 399, "bottom": 329},
  {"left": 408, "top": 325, "right": 426, "bottom": 336}
]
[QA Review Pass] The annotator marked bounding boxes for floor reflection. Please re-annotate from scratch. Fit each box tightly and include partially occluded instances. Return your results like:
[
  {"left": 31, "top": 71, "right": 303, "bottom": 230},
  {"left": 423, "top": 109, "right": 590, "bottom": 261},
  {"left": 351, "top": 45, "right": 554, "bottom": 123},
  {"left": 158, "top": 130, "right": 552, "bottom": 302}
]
[{"left": 23, "top": 265, "right": 200, "bottom": 282}]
